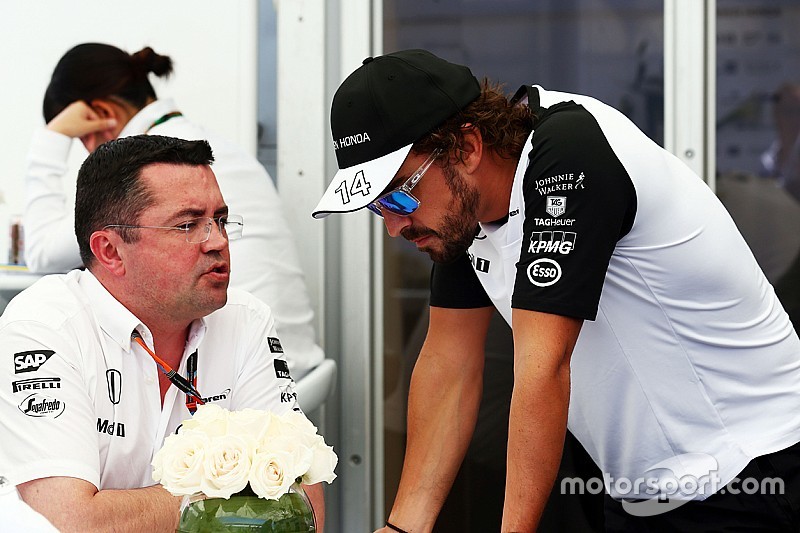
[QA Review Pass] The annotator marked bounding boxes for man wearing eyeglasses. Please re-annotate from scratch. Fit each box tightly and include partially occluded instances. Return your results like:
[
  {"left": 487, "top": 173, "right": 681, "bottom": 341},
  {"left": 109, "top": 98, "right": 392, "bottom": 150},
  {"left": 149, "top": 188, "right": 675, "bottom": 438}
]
[
  {"left": 0, "top": 135, "right": 325, "bottom": 532},
  {"left": 314, "top": 50, "right": 800, "bottom": 532}
]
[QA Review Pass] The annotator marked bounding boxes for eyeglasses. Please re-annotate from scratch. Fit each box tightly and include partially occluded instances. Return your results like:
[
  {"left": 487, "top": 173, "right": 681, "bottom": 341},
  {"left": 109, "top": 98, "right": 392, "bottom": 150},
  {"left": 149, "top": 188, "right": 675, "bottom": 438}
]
[
  {"left": 104, "top": 214, "right": 244, "bottom": 243},
  {"left": 367, "top": 149, "right": 442, "bottom": 217}
]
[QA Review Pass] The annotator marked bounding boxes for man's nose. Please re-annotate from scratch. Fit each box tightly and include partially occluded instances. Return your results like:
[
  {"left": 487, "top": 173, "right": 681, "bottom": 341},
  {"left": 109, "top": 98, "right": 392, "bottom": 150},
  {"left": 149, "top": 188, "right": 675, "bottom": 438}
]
[
  {"left": 203, "top": 219, "right": 228, "bottom": 250},
  {"left": 381, "top": 209, "right": 412, "bottom": 238}
]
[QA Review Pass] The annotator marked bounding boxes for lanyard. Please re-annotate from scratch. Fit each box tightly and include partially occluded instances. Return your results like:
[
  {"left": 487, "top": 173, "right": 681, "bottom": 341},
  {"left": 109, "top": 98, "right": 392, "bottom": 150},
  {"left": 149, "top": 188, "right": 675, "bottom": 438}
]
[
  {"left": 131, "top": 332, "right": 204, "bottom": 414},
  {"left": 144, "top": 111, "right": 183, "bottom": 133},
  {"left": 184, "top": 350, "right": 200, "bottom": 414}
]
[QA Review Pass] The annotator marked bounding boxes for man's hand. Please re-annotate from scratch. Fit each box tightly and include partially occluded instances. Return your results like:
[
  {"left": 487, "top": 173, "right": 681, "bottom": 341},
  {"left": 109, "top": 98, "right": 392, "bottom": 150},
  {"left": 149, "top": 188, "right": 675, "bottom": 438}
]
[{"left": 46, "top": 100, "right": 117, "bottom": 151}]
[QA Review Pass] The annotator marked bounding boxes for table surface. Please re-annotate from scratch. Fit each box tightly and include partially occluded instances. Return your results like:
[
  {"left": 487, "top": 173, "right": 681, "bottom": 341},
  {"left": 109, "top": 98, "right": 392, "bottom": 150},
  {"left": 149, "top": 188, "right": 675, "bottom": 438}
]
[{"left": 0, "top": 266, "right": 43, "bottom": 292}]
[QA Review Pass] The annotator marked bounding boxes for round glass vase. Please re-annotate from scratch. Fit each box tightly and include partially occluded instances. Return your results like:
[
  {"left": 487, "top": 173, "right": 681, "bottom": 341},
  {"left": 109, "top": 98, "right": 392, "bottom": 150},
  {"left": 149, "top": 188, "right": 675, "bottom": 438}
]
[{"left": 177, "top": 482, "right": 316, "bottom": 532}]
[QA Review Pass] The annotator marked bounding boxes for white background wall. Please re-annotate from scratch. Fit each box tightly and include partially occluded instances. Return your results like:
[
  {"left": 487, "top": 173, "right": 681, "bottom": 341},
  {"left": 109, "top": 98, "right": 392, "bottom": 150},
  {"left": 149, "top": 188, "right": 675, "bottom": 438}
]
[{"left": 0, "top": 0, "right": 257, "bottom": 262}]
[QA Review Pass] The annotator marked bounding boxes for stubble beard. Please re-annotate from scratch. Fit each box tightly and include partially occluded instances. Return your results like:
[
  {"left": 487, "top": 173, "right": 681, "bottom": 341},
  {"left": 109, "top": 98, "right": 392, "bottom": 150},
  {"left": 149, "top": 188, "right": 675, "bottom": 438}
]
[{"left": 401, "top": 163, "right": 480, "bottom": 264}]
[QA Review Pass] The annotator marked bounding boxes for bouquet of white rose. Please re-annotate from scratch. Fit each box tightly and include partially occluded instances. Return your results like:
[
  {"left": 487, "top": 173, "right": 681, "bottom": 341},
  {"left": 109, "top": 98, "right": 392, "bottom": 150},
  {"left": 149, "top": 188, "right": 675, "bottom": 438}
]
[{"left": 152, "top": 404, "right": 337, "bottom": 532}]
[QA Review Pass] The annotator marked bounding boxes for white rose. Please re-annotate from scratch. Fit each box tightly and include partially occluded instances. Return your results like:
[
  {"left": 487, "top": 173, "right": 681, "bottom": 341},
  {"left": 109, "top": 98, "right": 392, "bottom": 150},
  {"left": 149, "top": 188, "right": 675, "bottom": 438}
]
[
  {"left": 199, "top": 434, "right": 252, "bottom": 499},
  {"left": 303, "top": 436, "right": 338, "bottom": 485},
  {"left": 152, "top": 430, "right": 209, "bottom": 496},
  {"left": 227, "top": 408, "right": 271, "bottom": 442},
  {"left": 181, "top": 403, "right": 229, "bottom": 438},
  {"left": 258, "top": 411, "right": 338, "bottom": 485},
  {"left": 279, "top": 410, "right": 319, "bottom": 435},
  {"left": 249, "top": 448, "right": 302, "bottom": 500}
]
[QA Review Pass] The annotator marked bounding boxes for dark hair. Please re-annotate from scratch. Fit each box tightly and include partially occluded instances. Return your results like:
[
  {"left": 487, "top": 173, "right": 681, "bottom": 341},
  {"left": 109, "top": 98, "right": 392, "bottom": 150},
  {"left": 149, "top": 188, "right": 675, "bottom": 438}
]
[
  {"left": 412, "top": 79, "right": 535, "bottom": 166},
  {"left": 43, "top": 43, "right": 173, "bottom": 122},
  {"left": 75, "top": 135, "right": 214, "bottom": 267}
]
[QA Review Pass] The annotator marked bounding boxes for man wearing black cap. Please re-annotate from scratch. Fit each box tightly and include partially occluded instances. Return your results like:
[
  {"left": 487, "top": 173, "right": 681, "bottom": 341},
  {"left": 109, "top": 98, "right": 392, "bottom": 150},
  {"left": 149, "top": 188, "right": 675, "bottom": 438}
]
[{"left": 314, "top": 49, "right": 800, "bottom": 532}]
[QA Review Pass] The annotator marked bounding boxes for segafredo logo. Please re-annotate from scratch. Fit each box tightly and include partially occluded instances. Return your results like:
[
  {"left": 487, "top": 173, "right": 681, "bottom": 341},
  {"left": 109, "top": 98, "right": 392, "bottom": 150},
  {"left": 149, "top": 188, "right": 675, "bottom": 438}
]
[
  {"left": 18, "top": 393, "right": 65, "bottom": 418},
  {"left": 527, "top": 259, "right": 562, "bottom": 287}
]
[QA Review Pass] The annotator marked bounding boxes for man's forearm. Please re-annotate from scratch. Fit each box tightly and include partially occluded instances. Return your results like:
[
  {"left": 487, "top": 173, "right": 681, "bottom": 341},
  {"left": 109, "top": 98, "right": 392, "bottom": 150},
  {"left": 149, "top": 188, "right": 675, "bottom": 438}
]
[
  {"left": 303, "top": 483, "right": 325, "bottom": 532},
  {"left": 501, "top": 368, "right": 570, "bottom": 532},
  {"left": 20, "top": 479, "right": 181, "bottom": 533},
  {"left": 386, "top": 348, "right": 484, "bottom": 532}
]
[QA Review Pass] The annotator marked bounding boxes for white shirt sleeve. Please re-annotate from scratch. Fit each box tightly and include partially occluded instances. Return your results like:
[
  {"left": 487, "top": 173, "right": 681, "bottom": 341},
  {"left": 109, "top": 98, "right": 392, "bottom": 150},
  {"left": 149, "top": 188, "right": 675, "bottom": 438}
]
[
  {"left": 22, "top": 129, "right": 83, "bottom": 273},
  {"left": 224, "top": 294, "right": 301, "bottom": 416},
  {"left": 0, "top": 320, "right": 101, "bottom": 488},
  {"left": 0, "top": 481, "right": 59, "bottom": 533}
]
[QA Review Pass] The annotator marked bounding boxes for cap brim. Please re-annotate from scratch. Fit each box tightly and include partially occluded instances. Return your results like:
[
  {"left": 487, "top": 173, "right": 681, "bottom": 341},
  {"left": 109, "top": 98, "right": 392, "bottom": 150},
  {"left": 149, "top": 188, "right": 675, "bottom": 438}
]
[{"left": 312, "top": 143, "right": 413, "bottom": 219}]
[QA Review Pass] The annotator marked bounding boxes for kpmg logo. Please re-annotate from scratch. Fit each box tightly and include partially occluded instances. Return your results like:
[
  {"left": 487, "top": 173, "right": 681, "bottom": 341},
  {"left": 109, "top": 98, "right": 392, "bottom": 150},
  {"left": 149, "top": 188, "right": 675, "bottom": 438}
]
[
  {"left": 280, "top": 383, "right": 298, "bottom": 404},
  {"left": 106, "top": 369, "right": 122, "bottom": 405},
  {"left": 529, "top": 231, "right": 576, "bottom": 255},
  {"left": 12, "top": 377, "right": 61, "bottom": 393},
  {"left": 18, "top": 393, "right": 65, "bottom": 418},
  {"left": 545, "top": 196, "right": 567, "bottom": 217},
  {"left": 13, "top": 350, "right": 55, "bottom": 374}
]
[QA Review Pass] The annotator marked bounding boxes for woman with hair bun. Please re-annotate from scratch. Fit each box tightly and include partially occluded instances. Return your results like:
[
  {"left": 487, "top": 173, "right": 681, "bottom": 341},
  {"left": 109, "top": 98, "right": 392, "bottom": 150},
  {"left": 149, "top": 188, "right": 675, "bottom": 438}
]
[{"left": 25, "top": 42, "right": 324, "bottom": 380}]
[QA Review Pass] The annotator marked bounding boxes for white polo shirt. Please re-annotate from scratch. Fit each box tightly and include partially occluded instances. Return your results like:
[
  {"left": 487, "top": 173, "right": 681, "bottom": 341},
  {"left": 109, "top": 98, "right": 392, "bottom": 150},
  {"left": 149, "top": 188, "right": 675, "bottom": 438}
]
[
  {"left": 433, "top": 86, "right": 800, "bottom": 500},
  {"left": 0, "top": 270, "right": 300, "bottom": 490}
]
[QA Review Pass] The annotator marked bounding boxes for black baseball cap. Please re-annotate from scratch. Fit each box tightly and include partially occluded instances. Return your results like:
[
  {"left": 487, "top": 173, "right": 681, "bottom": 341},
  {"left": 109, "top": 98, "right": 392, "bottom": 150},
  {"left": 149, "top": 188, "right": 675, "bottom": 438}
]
[{"left": 312, "top": 49, "right": 481, "bottom": 218}]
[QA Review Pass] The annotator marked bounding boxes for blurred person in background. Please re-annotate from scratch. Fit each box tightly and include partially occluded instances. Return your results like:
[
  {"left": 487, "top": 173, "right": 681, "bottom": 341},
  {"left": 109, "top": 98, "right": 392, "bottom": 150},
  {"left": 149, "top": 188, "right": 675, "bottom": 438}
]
[
  {"left": 24, "top": 43, "right": 323, "bottom": 379},
  {"left": 764, "top": 82, "right": 800, "bottom": 332}
]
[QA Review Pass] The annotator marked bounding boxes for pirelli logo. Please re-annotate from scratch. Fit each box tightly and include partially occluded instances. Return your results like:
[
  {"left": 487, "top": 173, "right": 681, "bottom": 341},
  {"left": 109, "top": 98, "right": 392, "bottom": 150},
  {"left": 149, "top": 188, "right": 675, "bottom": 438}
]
[{"left": 528, "top": 231, "right": 576, "bottom": 255}]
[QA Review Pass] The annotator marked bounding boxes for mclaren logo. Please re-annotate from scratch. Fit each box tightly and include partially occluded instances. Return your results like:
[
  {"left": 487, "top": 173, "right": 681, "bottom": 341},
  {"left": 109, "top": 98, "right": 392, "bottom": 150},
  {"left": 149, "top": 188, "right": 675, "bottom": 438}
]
[{"left": 106, "top": 369, "right": 122, "bottom": 405}]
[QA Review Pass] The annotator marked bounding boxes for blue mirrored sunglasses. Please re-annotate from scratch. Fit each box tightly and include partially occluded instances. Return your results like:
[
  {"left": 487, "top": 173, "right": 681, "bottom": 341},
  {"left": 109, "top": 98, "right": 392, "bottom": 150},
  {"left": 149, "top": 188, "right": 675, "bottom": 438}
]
[{"left": 367, "top": 149, "right": 442, "bottom": 217}]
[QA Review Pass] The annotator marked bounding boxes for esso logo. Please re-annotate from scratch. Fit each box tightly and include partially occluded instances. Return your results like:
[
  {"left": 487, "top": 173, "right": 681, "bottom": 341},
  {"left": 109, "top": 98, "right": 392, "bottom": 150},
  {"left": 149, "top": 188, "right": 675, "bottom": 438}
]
[{"left": 526, "top": 259, "right": 562, "bottom": 287}]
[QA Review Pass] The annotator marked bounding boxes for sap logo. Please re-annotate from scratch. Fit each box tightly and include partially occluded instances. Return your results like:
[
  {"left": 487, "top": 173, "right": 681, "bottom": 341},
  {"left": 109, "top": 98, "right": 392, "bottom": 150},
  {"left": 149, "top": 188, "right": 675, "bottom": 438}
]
[
  {"left": 526, "top": 259, "right": 562, "bottom": 287},
  {"left": 12, "top": 377, "right": 61, "bottom": 393},
  {"left": 274, "top": 359, "right": 291, "bottom": 379},
  {"left": 97, "top": 418, "right": 126, "bottom": 438},
  {"left": 18, "top": 393, "right": 65, "bottom": 418},
  {"left": 13, "top": 350, "right": 55, "bottom": 374},
  {"left": 202, "top": 388, "right": 231, "bottom": 403},
  {"left": 528, "top": 231, "right": 576, "bottom": 255},
  {"left": 546, "top": 196, "right": 566, "bottom": 218},
  {"left": 280, "top": 383, "right": 298, "bottom": 404}
]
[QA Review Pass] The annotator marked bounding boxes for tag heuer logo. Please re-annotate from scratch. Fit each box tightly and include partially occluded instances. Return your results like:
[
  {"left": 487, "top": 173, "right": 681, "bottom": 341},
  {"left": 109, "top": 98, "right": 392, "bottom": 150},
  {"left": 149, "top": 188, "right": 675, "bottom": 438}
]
[
  {"left": 274, "top": 359, "right": 291, "bottom": 379},
  {"left": 545, "top": 196, "right": 566, "bottom": 218}
]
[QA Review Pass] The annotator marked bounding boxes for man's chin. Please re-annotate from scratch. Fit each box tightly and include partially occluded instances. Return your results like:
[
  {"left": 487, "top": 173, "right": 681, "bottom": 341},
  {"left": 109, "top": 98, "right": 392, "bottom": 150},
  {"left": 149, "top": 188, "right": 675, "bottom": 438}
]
[{"left": 425, "top": 243, "right": 469, "bottom": 264}]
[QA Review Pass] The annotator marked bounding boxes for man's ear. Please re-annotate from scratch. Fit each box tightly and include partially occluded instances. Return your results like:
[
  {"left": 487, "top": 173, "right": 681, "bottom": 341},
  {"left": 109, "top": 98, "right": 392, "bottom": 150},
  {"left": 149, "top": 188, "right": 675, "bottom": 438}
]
[
  {"left": 459, "top": 124, "right": 484, "bottom": 174},
  {"left": 89, "top": 230, "right": 126, "bottom": 277}
]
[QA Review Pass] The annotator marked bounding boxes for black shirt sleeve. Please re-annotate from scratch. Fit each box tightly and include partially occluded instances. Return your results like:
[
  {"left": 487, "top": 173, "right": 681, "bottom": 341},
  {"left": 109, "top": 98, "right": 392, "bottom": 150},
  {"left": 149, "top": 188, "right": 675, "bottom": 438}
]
[
  {"left": 512, "top": 101, "right": 637, "bottom": 320},
  {"left": 430, "top": 252, "right": 493, "bottom": 309}
]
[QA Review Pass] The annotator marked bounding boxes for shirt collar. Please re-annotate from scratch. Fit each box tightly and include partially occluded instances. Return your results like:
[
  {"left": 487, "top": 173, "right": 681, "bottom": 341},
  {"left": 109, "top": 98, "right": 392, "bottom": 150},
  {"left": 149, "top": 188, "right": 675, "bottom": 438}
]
[
  {"left": 119, "top": 98, "right": 180, "bottom": 138},
  {"left": 77, "top": 269, "right": 208, "bottom": 353}
]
